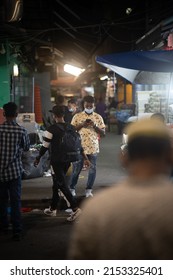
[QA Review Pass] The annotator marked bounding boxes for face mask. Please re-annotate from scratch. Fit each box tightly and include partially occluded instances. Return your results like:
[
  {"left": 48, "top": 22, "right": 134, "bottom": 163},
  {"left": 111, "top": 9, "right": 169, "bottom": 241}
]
[
  {"left": 68, "top": 108, "right": 74, "bottom": 112},
  {"left": 85, "top": 108, "right": 94, "bottom": 114}
]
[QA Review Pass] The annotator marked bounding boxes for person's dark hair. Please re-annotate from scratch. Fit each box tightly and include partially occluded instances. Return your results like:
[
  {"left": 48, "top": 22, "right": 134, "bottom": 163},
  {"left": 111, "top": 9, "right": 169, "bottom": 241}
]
[
  {"left": 127, "top": 136, "right": 171, "bottom": 161},
  {"left": 55, "top": 94, "right": 64, "bottom": 105},
  {"left": 3, "top": 102, "right": 18, "bottom": 117},
  {"left": 83, "top": 95, "right": 95, "bottom": 104},
  {"left": 68, "top": 98, "right": 77, "bottom": 105},
  {"left": 98, "top": 97, "right": 104, "bottom": 102},
  {"left": 51, "top": 105, "right": 65, "bottom": 117}
]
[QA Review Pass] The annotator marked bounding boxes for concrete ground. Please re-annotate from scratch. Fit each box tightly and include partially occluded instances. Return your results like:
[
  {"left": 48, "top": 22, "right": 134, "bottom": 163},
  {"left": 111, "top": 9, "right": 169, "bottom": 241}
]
[{"left": 0, "top": 130, "right": 126, "bottom": 260}]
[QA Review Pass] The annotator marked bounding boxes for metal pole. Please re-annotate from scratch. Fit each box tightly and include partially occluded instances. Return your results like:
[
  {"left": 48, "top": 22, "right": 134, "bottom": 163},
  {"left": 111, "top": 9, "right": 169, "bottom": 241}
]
[
  {"left": 13, "top": 76, "right": 15, "bottom": 102},
  {"left": 32, "top": 76, "right": 35, "bottom": 113},
  {"left": 166, "top": 72, "right": 173, "bottom": 123}
]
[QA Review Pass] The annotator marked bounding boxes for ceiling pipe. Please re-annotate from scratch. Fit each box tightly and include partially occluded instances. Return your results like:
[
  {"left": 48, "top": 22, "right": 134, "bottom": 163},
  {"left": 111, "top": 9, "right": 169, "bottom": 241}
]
[
  {"left": 53, "top": 11, "right": 77, "bottom": 32},
  {"left": 55, "top": 0, "right": 80, "bottom": 20},
  {"left": 54, "top": 22, "right": 76, "bottom": 39}
]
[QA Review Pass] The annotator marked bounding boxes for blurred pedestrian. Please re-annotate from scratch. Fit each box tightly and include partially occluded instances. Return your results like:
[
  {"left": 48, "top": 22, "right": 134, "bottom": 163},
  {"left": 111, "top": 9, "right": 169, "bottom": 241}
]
[
  {"left": 95, "top": 97, "right": 107, "bottom": 124},
  {"left": 68, "top": 118, "right": 173, "bottom": 259},
  {"left": 55, "top": 94, "right": 69, "bottom": 119},
  {"left": 64, "top": 98, "right": 78, "bottom": 123},
  {"left": 108, "top": 97, "right": 124, "bottom": 110},
  {"left": 55, "top": 94, "right": 66, "bottom": 107},
  {"left": 0, "top": 102, "right": 30, "bottom": 240},
  {"left": 70, "top": 95, "right": 106, "bottom": 197}
]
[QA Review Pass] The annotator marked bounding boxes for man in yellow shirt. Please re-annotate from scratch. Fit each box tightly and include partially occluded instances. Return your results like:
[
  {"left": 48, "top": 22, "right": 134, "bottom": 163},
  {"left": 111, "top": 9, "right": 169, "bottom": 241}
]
[{"left": 70, "top": 95, "right": 105, "bottom": 197}]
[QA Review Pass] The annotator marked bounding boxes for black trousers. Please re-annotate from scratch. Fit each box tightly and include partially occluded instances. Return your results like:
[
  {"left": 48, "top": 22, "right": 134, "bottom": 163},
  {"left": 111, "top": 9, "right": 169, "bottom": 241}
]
[{"left": 51, "top": 161, "right": 78, "bottom": 210}]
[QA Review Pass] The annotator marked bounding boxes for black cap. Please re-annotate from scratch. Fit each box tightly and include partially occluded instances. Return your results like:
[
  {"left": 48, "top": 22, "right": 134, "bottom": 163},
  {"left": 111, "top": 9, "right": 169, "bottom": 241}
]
[{"left": 49, "top": 105, "right": 65, "bottom": 117}]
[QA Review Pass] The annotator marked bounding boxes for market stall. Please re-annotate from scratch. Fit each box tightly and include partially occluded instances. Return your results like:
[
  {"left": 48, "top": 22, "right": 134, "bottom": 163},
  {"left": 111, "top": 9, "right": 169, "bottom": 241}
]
[{"left": 96, "top": 50, "right": 173, "bottom": 121}]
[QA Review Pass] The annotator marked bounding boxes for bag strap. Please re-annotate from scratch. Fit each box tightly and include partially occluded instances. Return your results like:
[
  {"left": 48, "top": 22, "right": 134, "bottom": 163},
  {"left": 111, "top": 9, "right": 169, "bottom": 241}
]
[
  {"left": 56, "top": 123, "right": 66, "bottom": 132},
  {"left": 56, "top": 123, "right": 75, "bottom": 134}
]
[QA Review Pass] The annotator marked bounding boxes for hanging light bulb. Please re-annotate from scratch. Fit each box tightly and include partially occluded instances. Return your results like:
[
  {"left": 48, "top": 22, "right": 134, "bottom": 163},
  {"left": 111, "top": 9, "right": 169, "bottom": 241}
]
[
  {"left": 64, "top": 64, "right": 85, "bottom": 77},
  {"left": 13, "top": 64, "right": 19, "bottom": 77}
]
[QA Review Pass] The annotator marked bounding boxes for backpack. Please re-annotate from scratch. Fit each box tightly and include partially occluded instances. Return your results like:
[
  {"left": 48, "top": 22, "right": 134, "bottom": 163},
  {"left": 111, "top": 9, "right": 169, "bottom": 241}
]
[{"left": 56, "top": 123, "right": 82, "bottom": 162}]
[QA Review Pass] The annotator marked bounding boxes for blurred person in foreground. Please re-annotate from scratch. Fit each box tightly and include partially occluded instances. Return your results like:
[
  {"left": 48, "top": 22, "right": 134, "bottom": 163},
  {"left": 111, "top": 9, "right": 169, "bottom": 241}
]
[
  {"left": 151, "top": 112, "right": 165, "bottom": 123},
  {"left": 0, "top": 102, "right": 30, "bottom": 241},
  {"left": 68, "top": 118, "right": 173, "bottom": 259},
  {"left": 121, "top": 112, "right": 166, "bottom": 154}
]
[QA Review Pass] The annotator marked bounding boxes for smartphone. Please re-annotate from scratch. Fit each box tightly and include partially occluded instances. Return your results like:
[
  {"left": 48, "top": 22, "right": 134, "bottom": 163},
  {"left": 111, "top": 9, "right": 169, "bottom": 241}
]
[{"left": 86, "top": 119, "right": 91, "bottom": 123}]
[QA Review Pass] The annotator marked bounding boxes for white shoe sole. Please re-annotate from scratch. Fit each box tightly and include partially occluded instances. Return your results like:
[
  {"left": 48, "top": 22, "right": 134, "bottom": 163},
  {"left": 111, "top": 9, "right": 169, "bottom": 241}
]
[
  {"left": 65, "top": 208, "right": 72, "bottom": 213},
  {"left": 85, "top": 193, "right": 93, "bottom": 198},
  {"left": 43, "top": 210, "right": 57, "bottom": 216},
  {"left": 67, "top": 209, "right": 81, "bottom": 222}
]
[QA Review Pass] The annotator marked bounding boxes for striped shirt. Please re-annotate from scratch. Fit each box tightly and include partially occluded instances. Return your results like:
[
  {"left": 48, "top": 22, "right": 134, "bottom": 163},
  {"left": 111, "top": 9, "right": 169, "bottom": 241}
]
[
  {"left": 41, "top": 123, "right": 66, "bottom": 162},
  {"left": 0, "top": 120, "right": 30, "bottom": 182}
]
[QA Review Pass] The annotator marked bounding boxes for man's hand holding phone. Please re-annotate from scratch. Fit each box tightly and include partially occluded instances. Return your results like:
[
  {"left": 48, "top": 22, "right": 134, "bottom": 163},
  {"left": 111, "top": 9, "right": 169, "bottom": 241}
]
[{"left": 84, "top": 119, "right": 94, "bottom": 128}]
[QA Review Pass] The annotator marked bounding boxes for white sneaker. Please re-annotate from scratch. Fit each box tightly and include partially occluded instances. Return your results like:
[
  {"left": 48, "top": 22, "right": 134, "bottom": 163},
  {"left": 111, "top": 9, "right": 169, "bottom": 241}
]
[
  {"left": 65, "top": 208, "right": 72, "bottom": 213},
  {"left": 85, "top": 190, "right": 93, "bottom": 198},
  {"left": 67, "top": 208, "right": 82, "bottom": 222},
  {"left": 44, "top": 207, "right": 57, "bottom": 217},
  {"left": 70, "top": 189, "right": 76, "bottom": 196}
]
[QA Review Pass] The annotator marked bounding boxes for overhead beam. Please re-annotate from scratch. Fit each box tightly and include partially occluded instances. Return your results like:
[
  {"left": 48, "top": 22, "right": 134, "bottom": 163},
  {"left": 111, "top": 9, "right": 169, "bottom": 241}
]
[
  {"left": 73, "top": 42, "right": 90, "bottom": 55},
  {"left": 55, "top": 0, "right": 80, "bottom": 20},
  {"left": 54, "top": 22, "right": 76, "bottom": 39},
  {"left": 53, "top": 11, "right": 77, "bottom": 32}
]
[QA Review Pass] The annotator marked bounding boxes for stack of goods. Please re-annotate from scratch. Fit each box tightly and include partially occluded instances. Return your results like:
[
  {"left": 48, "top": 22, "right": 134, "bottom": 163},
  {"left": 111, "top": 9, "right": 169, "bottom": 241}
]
[
  {"left": 147, "top": 91, "right": 167, "bottom": 118},
  {"left": 168, "top": 104, "right": 173, "bottom": 123}
]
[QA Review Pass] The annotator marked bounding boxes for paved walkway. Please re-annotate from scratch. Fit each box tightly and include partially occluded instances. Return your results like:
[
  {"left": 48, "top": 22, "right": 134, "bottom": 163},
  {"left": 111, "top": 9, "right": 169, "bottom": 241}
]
[
  {"left": 0, "top": 131, "right": 126, "bottom": 260},
  {"left": 21, "top": 131, "right": 125, "bottom": 205}
]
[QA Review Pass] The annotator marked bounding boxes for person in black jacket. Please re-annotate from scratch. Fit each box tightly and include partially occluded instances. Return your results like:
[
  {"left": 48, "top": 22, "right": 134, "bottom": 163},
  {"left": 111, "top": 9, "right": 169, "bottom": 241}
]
[{"left": 34, "top": 105, "right": 90, "bottom": 222}]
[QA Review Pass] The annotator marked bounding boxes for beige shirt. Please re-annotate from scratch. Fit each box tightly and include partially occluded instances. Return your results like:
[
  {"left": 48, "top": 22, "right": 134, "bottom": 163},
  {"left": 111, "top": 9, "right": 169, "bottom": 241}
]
[
  {"left": 71, "top": 111, "right": 105, "bottom": 154},
  {"left": 68, "top": 176, "right": 173, "bottom": 260}
]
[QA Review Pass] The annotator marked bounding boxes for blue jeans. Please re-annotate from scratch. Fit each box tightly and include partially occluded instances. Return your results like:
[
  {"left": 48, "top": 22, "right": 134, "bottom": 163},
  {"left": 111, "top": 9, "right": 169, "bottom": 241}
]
[
  {"left": 70, "top": 153, "right": 97, "bottom": 190},
  {"left": 0, "top": 177, "right": 22, "bottom": 233}
]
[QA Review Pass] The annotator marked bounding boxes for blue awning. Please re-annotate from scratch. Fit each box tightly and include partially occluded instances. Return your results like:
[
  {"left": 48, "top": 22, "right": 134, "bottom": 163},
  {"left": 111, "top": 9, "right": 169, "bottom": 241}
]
[{"left": 96, "top": 50, "right": 173, "bottom": 83}]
